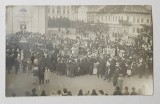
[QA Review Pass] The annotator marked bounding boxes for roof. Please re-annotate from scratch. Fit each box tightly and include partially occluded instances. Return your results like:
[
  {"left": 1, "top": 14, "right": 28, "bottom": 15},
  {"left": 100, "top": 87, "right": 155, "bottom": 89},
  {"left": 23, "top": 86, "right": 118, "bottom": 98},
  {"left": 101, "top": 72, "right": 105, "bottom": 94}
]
[
  {"left": 87, "top": 5, "right": 105, "bottom": 12},
  {"left": 96, "top": 5, "right": 151, "bottom": 14},
  {"left": 83, "top": 5, "right": 106, "bottom": 13}
]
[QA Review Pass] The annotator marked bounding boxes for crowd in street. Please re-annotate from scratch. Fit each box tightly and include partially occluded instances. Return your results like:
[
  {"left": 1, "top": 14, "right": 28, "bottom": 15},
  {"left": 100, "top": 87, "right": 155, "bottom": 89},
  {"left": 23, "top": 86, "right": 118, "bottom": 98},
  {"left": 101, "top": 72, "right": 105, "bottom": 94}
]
[{"left": 6, "top": 29, "right": 153, "bottom": 87}]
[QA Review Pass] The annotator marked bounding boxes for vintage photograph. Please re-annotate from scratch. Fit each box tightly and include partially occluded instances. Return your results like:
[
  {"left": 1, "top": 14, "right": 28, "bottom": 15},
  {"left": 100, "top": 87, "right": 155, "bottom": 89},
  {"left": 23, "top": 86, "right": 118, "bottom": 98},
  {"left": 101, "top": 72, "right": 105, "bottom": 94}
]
[{"left": 6, "top": 5, "right": 153, "bottom": 96}]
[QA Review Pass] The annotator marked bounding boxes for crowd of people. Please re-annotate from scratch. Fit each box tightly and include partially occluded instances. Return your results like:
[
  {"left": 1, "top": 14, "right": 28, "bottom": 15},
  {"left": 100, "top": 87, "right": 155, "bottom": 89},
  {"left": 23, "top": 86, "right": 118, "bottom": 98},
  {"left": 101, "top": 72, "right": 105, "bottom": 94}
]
[
  {"left": 6, "top": 28, "right": 153, "bottom": 95},
  {"left": 11, "top": 85, "right": 146, "bottom": 96}
]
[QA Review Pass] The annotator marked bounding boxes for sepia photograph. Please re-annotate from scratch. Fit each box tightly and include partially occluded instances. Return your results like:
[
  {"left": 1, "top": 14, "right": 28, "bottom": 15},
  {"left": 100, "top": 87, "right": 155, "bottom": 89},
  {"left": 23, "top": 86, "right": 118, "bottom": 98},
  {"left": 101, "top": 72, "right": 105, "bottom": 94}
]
[{"left": 6, "top": 5, "right": 153, "bottom": 97}]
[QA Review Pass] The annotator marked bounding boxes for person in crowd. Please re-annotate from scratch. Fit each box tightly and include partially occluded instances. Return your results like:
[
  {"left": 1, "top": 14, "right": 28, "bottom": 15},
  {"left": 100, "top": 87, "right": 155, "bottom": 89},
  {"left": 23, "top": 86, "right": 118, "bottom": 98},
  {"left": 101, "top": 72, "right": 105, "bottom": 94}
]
[
  {"left": 44, "top": 67, "right": 50, "bottom": 83},
  {"left": 127, "top": 63, "right": 132, "bottom": 77},
  {"left": 77, "top": 89, "right": 83, "bottom": 96},
  {"left": 66, "top": 61, "right": 70, "bottom": 76},
  {"left": 56, "top": 58, "right": 62, "bottom": 75},
  {"left": 70, "top": 60, "right": 76, "bottom": 78},
  {"left": 38, "top": 68, "right": 45, "bottom": 84},
  {"left": 98, "top": 90, "right": 104, "bottom": 95},
  {"left": 138, "top": 58, "right": 146, "bottom": 78},
  {"left": 78, "top": 59, "right": 84, "bottom": 76},
  {"left": 83, "top": 58, "right": 90, "bottom": 75},
  {"left": 104, "top": 61, "right": 110, "bottom": 80},
  {"left": 130, "top": 87, "right": 137, "bottom": 95},
  {"left": 57, "top": 90, "right": 62, "bottom": 96},
  {"left": 61, "top": 60, "right": 66, "bottom": 75},
  {"left": 25, "top": 91, "right": 31, "bottom": 96},
  {"left": 93, "top": 62, "right": 99, "bottom": 75},
  {"left": 109, "top": 61, "right": 115, "bottom": 81},
  {"left": 113, "top": 68, "right": 119, "bottom": 86},
  {"left": 113, "top": 86, "right": 122, "bottom": 95},
  {"left": 17, "top": 51, "right": 21, "bottom": 72},
  {"left": 62, "top": 88, "right": 68, "bottom": 96},
  {"left": 120, "top": 60, "right": 127, "bottom": 76},
  {"left": 27, "top": 59, "right": 32, "bottom": 75},
  {"left": 67, "top": 91, "right": 72, "bottom": 96},
  {"left": 33, "top": 66, "right": 38, "bottom": 84},
  {"left": 6, "top": 53, "right": 12, "bottom": 74},
  {"left": 31, "top": 88, "right": 38, "bottom": 96},
  {"left": 41, "top": 90, "right": 46, "bottom": 96},
  {"left": 97, "top": 60, "right": 102, "bottom": 78},
  {"left": 22, "top": 58, "right": 27, "bottom": 73},
  {"left": 123, "top": 87, "right": 129, "bottom": 95},
  {"left": 9, "top": 52, "right": 15, "bottom": 73},
  {"left": 91, "top": 89, "right": 97, "bottom": 96},
  {"left": 20, "top": 50, "right": 24, "bottom": 66},
  {"left": 14, "top": 58, "right": 19, "bottom": 74},
  {"left": 83, "top": 90, "right": 90, "bottom": 96},
  {"left": 44, "top": 54, "right": 50, "bottom": 68},
  {"left": 50, "top": 90, "right": 57, "bottom": 96},
  {"left": 31, "top": 53, "right": 35, "bottom": 66},
  {"left": 130, "top": 61, "right": 137, "bottom": 76},
  {"left": 34, "top": 57, "right": 39, "bottom": 67},
  {"left": 117, "top": 74, "right": 123, "bottom": 90},
  {"left": 101, "top": 59, "right": 107, "bottom": 78},
  {"left": 104, "top": 92, "right": 108, "bottom": 95}
]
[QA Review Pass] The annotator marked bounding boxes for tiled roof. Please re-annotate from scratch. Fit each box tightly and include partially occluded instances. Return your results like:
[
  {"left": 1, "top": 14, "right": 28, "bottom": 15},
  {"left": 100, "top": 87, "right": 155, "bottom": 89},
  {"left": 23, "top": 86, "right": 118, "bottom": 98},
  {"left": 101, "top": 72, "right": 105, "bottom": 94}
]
[
  {"left": 88, "top": 5, "right": 106, "bottom": 12},
  {"left": 96, "top": 5, "right": 151, "bottom": 14}
]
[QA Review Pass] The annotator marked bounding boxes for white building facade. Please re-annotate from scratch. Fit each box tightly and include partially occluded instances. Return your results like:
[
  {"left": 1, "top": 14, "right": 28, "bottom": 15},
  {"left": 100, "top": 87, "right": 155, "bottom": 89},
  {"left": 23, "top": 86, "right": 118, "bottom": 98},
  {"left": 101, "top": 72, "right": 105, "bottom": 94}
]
[
  {"left": 88, "top": 5, "right": 152, "bottom": 42},
  {"left": 48, "top": 6, "right": 79, "bottom": 21}
]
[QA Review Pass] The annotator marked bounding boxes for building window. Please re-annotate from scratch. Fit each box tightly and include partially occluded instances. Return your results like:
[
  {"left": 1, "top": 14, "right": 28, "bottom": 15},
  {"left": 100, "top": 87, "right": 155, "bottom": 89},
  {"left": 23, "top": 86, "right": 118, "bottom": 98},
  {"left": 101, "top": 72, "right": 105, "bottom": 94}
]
[
  {"left": 48, "top": 8, "right": 50, "bottom": 13},
  {"left": 133, "top": 27, "right": 135, "bottom": 33},
  {"left": 127, "top": 16, "right": 129, "bottom": 21},
  {"left": 141, "top": 18, "right": 144, "bottom": 23},
  {"left": 112, "top": 33, "right": 115, "bottom": 37},
  {"left": 118, "top": 16, "right": 120, "bottom": 21},
  {"left": 105, "top": 16, "right": 107, "bottom": 21},
  {"left": 121, "top": 16, "right": 123, "bottom": 20},
  {"left": 63, "top": 7, "right": 65, "bottom": 14},
  {"left": 57, "top": 6, "right": 61, "bottom": 13},
  {"left": 108, "top": 16, "right": 111, "bottom": 21},
  {"left": 112, "top": 16, "right": 115, "bottom": 22},
  {"left": 147, "top": 19, "right": 150, "bottom": 23},
  {"left": 136, "top": 27, "right": 139, "bottom": 33},
  {"left": 133, "top": 16, "right": 135, "bottom": 23},
  {"left": 115, "top": 16, "right": 117, "bottom": 22},
  {"left": 52, "top": 8, "right": 54, "bottom": 13},
  {"left": 137, "top": 17, "right": 140, "bottom": 23},
  {"left": 115, "top": 33, "right": 117, "bottom": 38}
]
